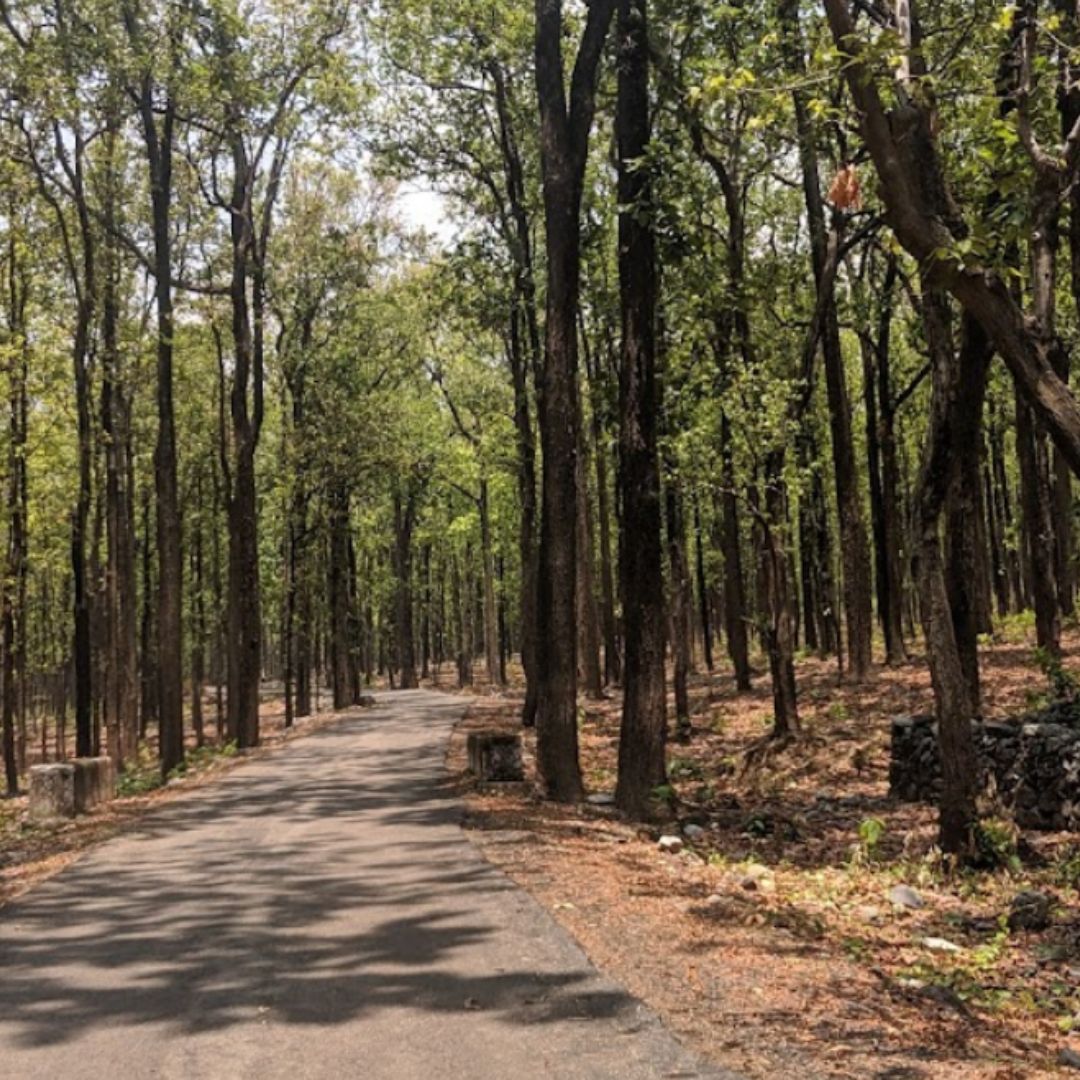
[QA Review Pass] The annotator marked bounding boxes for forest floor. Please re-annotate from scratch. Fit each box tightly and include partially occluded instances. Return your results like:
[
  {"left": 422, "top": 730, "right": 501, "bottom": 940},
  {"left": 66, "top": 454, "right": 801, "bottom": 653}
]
[
  {"left": 450, "top": 626, "right": 1080, "bottom": 1079},
  {"left": 0, "top": 691, "right": 348, "bottom": 906}
]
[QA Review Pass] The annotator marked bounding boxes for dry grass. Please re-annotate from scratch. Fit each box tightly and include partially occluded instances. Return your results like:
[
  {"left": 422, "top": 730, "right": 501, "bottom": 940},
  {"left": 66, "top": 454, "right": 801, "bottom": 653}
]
[{"left": 452, "top": 630, "right": 1080, "bottom": 1079}]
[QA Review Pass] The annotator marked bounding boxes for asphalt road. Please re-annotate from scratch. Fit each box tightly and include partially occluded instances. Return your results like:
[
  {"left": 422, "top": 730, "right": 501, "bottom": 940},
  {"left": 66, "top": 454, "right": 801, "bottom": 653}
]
[{"left": 0, "top": 689, "right": 734, "bottom": 1080}]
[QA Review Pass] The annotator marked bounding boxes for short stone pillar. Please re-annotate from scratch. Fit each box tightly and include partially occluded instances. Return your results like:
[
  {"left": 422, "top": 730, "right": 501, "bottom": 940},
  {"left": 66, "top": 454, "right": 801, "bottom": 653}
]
[
  {"left": 28, "top": 764, "right": 76, "bottom": 821},
  {"left": 467, "top": 732, "right": 524, "bottom": 782},
  {"left": 73, "top": 757, "right": 116, "bottom": 813}
]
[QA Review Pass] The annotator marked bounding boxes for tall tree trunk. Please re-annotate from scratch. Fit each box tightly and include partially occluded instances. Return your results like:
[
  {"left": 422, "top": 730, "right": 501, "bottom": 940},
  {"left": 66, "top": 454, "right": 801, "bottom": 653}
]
[
  {"left": 1018, "top": 397, "right": 1062, "bottom": 654},
  {"left": 575, "top": 439, "right": 603, "bottom": 698},
  {"left": 2, "top": 215, "right": 28, "bottom": 795},
  {"left": 394, "top": 490, "right": 419, "bottom": 689},
  {"left": 224, "top": 144, "right": 263, "bottom": 750},
  {"left": 666, "top": 477, "right": 693, "bottom": 742},
  {"left": 479, "top": 479, "right": 504, "bottom": 688},
  {"left": 615, "top": 0, "right": 667, "bottom": 818},
  {"left": 757, "top": 457, "right": 800, "bottom": 740},
  {"left": 916, "top": 289, "right": 986, "bottom": 859},
  {"left": 126, "top": 46, "right": 184, "bottom": 777},
  {"left": 694, "top": 498, "right": 714, "bottom": 671},
  {"left": 945, "top": 315, "right": 994, "bottom": 711},
  {"left": 328, "top": 483, "right": 352, "bottom": 709},
  {"left": 190, "top": 513, "right": 206, "bottom": 749},
  {"left": 861, "top": 255, "right": 908, "bottom": 663},
  {"left": 781, "top": 0, "right": 874, "bottom": 680},
  {"left": 720, "top": 413, "right": 752, "bottom": 690},
  {"left": 490, "top": 64, "right": 543, "bottom": 721},
  {"left": 505, "top": 309, "right": 540, "bottom": 724},
  {"left": 581, "top": 315, "right": 621, "bottom": 685},
  {"left": 533, "top": 0, "right": 613, "bottom": 802}
]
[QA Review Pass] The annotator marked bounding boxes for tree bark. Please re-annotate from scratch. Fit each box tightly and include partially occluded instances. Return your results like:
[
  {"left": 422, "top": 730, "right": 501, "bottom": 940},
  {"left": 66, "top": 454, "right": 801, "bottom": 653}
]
[
  {"left": 915, "top": 288, "right": 986, "bottom": 859},
  {"left": 615, "top": 0, "right": 667, "bottom": 818},
  {"left": 533, "top": 0, "right": 614, "bottom": 802}
]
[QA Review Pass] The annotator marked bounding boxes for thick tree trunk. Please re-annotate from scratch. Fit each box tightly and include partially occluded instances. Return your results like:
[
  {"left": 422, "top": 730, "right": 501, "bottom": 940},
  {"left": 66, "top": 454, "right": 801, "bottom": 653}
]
[
  {"left": 945, "top": 315, "right": 994, "bottom": 711},
  {"left": 532, "top": 0, "right": 613, "bottom": 802},
  {"left": 615, "top": 0, "right": 667, "bottom": 818},
  {"left": 916, "top": 289, "right": 986, "bottom": 859}
]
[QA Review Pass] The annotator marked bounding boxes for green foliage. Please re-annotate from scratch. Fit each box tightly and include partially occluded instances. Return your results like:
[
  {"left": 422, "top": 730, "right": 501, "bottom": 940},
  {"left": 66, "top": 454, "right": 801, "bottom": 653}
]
[
  {"left": 974, "top": 819, "right": 1022, "bottom": 874},
  {"left": 857, "top": 817, "right": 886, "bottom": 861}
]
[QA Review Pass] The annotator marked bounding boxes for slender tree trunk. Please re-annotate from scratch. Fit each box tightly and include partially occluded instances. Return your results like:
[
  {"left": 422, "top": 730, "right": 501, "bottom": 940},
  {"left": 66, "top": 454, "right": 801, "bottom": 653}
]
[
  {"left": 491, "top": 67, "right": 543, "bottom": 724},
  {"left": 2, "top": 220, "right": 27, "bottom": 795},
  {"left": 780, "top": 0, "right": 873, "bottom": 680},
  {"left": 581, "top": 315, "right": 621, "bottom": 685},
  {"left": 575, "top": 440, "right": 603, "bottom": 698},
  {"left": 190, "top": 515, "right": 206, "bottom": 749},
  {"left": 506, "top": 310, "right": 540, "bottom": 725},
  {"left": 328, "top": 483, "right": 352, "bottom": 709},
  {"left": 479, "top": 479, "right": 503, "bottom": 688},
  {"left": 861, "top": 256, "right": 907, "bottom": 663},
  {"left": 694, "top": 498, "right": 714, "bottom": 671},
  {"left": 757, "top": 457, "right": 800, "bottom": 739},
  {"left": 720, "top": 414, "right": 752, "bottom": 690},
  {"left": 394, "top": 490, "right": 419, "bottom": 689},
  {"left": 666, "top": 478, "right": 693, "bottom": 741}
]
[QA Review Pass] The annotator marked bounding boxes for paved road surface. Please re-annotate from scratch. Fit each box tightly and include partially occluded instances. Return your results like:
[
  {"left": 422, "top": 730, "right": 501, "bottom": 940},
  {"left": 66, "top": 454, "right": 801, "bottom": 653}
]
[{"left": 0, "top": 690, "right": 734, "bottom": 1079}]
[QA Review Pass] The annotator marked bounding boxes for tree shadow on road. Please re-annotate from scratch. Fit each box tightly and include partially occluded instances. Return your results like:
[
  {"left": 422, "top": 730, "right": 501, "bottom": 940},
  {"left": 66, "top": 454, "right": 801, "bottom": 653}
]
[{"left": 0, "top": 698, "right": 636, "bottom": 1049}]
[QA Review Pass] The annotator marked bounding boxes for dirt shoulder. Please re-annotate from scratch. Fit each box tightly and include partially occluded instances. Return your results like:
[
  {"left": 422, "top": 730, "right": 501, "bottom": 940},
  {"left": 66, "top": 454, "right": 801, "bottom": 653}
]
[{"left": 452, "top": 640, "right": 1080, "bottom": 1079}]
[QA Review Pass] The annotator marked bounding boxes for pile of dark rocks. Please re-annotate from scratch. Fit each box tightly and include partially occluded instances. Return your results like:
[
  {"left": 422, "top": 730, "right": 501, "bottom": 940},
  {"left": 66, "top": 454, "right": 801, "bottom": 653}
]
[{"left": 890, "top": 712, "right": 1080, "bottom": 831}]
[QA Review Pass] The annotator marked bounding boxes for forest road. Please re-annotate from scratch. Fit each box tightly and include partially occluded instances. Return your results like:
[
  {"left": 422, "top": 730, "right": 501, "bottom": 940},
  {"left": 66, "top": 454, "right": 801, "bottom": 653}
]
[{"left": 0, "top": 689, "right": 736, "bottom": 1080}]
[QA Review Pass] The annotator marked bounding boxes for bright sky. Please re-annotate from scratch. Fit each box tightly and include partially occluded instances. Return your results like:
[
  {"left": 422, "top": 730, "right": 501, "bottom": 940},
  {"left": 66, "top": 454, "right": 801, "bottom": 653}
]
[{"left": 396, "top": 184, "right": 453, "bottom": 243}]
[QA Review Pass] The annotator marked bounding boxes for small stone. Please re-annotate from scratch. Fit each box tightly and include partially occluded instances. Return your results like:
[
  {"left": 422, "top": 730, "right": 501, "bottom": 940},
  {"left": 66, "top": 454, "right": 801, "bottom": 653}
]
[
  {"left": 1060, "top": 1048, "right": 1080, "bottom": 1071},
  {"left": 586, "top": 793, "right": 616, "bottom": 806},
  {"left": 1008, "top": 890, "right": 1053, "bottom": 933},
  {"left": 921, "top": 936, "right": 963, "bottom": 954},
  {"left": 857, "top": 906, "right": 884, "bottom": 924},
  {"left": 889, "top": 884, "right": 925, "bottom": 910},
  {"left": 683, "top": 823, "right": 706, "bottom": 840},
  {"left": 738, "top": 864, "right": 774, "bottom": 892},
  {"left": 658, "top": 835, "right": 684, "bottom": 854}
]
